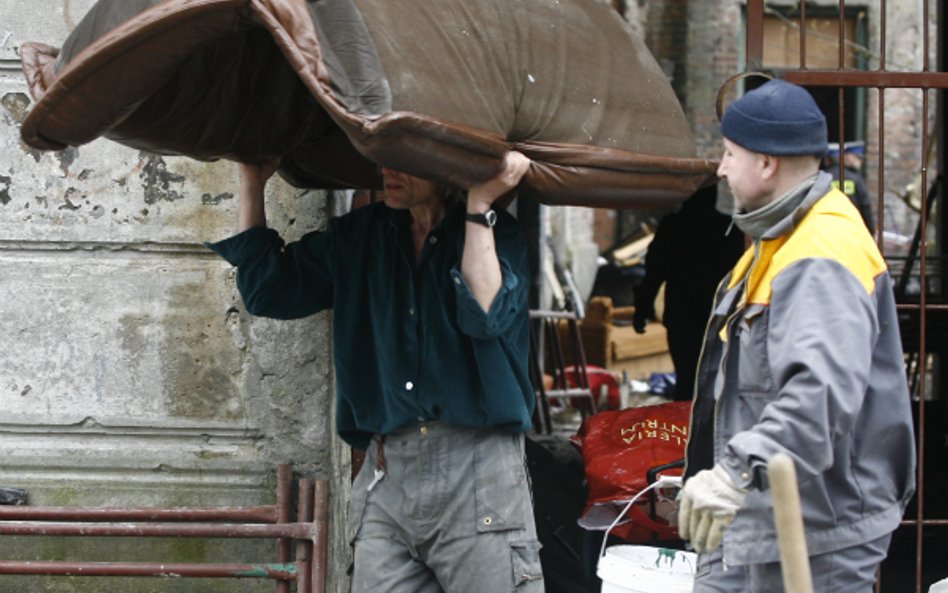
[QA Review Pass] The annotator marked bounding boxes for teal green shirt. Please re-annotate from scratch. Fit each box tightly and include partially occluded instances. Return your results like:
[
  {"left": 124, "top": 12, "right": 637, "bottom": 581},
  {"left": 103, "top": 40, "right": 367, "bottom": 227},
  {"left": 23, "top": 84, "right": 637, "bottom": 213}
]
[{"left": 207, "top": 203, "right": 534, "bottom": 449}]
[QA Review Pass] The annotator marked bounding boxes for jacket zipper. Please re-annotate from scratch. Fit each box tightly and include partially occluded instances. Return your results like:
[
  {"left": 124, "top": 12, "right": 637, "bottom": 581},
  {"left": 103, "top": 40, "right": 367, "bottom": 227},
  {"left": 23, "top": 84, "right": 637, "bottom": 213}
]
[
  {"left": 682, "top": 274, "right": 728, "bottom": 480},
  {"left": 683, "top": 240, "right": 761, "bottom": 566},
  {"left": 683, "top": 241, "right": 760, "bottom": 478}
]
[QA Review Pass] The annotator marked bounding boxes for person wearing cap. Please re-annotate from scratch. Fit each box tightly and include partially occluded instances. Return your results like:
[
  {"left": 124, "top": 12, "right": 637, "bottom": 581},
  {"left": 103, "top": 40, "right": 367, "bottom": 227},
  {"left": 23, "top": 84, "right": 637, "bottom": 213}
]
[
  {"left": 822, "top": 141, "right": 875, "bottom": 233},
  {"left": 206, "top": 152, "right": 545, "bottom": 593},
  {"left": 677, "top": 78, "right": 916, "bottom": 592}
]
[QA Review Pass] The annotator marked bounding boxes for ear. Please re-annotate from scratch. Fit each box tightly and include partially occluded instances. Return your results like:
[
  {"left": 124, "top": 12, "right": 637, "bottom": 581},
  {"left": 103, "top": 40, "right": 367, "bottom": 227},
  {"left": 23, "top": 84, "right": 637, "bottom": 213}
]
[{"left": 759, "top": 154, "right": 780, "bottom": 180}]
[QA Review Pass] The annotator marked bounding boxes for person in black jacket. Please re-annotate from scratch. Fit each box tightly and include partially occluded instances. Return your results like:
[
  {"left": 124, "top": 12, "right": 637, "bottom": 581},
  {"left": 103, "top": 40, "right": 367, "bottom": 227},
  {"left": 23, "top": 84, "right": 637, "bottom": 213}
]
[
  {"left": 632, "top": 184, "right": 744, "bottom": 401},
  {"left": 822, "top": 141, "right": 875, "bottom": 234}
]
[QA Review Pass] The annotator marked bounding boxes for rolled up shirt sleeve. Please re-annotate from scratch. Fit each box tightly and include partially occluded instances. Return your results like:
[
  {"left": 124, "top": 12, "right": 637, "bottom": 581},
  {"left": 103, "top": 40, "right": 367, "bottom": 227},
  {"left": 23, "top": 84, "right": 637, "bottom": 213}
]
[
  {"left": 206, "top": 226, "right": 334, "bottom": 320},
  {"left": 451, "top": 257, "right": 524, "bottom": 339}
]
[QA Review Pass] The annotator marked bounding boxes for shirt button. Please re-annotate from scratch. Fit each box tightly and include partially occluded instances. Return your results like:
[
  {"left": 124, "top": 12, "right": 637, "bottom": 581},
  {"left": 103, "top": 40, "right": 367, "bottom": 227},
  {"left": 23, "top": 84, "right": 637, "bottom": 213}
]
[
  {"left": 483, "top": 517, "right": 493, "bottom": 526},
  {"left": 453, "top": 277, "right": 461, "bottom": 285},
  {"left": 419, "top": 426, "right": 429, "bottom": 435},
  {"left": 405, "top": 381, "right": 414, "bottom": 391},
  {"left": 741, "top": 472, "right": 750, "bottom": 482},
  {"left": 428, "top": 236, "right": 438, "bottom": 245},
  {"left": 409, "top": 307, "right": 415, "bottom": 316}
]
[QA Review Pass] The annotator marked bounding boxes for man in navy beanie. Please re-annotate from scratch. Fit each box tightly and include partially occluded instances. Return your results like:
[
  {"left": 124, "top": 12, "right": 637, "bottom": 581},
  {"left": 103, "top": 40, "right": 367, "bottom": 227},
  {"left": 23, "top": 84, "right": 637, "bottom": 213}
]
[{"left": 677, "top": 78, "right": 916, "bottom": 592}]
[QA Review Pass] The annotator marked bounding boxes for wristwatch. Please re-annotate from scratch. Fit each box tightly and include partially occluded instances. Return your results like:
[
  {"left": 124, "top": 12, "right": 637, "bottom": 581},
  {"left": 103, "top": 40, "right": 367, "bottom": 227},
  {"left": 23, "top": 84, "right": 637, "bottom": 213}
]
[{"left": 465, "top": 209, "right": 497, "bottom": 228}]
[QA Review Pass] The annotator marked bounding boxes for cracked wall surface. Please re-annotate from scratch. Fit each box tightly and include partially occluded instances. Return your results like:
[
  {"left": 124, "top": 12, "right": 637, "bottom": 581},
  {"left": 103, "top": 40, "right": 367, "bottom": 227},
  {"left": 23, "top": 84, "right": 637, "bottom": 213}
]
[{"left": 0, "top": 2, "right": 346, "bottom": 591}]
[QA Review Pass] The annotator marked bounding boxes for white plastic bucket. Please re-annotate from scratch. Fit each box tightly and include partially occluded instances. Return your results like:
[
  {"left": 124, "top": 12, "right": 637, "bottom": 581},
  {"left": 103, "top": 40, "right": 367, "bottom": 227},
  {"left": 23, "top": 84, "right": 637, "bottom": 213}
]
[
  {"left": 597, "top": 545, "right": 696, "bottom": 593},
  {"left": 595, "top": 475, "right": 694, "bottom": 593}
]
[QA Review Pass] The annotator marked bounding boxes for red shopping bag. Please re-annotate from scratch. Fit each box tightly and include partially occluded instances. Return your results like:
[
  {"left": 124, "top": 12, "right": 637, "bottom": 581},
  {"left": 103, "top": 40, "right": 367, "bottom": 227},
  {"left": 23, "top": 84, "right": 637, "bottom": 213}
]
[{"left": 571, "top": 400, "right": 691, "bottom": 542}]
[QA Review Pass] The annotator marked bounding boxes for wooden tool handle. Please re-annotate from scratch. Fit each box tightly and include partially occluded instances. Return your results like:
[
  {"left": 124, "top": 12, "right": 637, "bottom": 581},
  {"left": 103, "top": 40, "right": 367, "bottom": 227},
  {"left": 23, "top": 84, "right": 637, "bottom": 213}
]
[{"left": 768, "top": 453, "right": 814, "bottom": 593}]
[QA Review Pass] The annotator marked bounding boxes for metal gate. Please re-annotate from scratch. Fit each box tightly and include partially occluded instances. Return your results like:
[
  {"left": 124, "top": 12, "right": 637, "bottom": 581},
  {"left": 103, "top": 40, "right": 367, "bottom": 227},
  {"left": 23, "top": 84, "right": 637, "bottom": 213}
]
[{"left": 743, "top": 1, "right": 947, "bottom": 591}]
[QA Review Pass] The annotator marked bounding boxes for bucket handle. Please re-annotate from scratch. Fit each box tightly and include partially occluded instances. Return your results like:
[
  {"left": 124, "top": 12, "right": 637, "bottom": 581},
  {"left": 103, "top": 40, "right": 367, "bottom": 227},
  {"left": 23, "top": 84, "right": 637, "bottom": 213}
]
[{"left": 598, "top": 474, "right": 683, "bottom": 560}]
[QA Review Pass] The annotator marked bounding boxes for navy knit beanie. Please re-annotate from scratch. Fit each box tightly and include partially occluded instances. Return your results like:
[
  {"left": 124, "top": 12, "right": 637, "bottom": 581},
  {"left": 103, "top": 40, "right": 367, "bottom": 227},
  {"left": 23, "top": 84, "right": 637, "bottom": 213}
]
[{"left": 721, "top": 79, "right": 828, "bottom": 156}]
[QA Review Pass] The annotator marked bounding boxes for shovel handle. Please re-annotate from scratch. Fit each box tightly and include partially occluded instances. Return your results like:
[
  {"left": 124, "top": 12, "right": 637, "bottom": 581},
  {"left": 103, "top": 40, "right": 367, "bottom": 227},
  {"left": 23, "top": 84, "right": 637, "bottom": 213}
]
[{"left": 768, "top": 453, "right": 814, "bottom": 593}]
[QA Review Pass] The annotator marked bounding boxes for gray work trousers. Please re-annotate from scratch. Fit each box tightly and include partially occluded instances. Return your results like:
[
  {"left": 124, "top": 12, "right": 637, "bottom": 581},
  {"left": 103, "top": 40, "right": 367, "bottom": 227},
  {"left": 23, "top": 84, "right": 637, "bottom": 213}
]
[
  {"left": 347, "top": 422, "right": 545, "bottom": 593},
  {"left": 693, "top": 533, "right": 893, "bottom": 593}
]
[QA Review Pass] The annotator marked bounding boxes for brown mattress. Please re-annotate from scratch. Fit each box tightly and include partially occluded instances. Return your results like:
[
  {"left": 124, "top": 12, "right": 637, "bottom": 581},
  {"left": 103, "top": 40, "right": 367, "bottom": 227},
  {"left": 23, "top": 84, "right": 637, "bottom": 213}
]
[{"left": 20, "top": 0, "right": 717, "bottom": 208}]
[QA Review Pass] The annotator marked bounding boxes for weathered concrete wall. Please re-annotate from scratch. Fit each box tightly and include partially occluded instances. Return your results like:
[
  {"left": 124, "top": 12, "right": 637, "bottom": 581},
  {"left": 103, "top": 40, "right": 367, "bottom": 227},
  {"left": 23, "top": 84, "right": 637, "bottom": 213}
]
[{"left": 0, "top": 2, "right": 348, "bottom": 591}]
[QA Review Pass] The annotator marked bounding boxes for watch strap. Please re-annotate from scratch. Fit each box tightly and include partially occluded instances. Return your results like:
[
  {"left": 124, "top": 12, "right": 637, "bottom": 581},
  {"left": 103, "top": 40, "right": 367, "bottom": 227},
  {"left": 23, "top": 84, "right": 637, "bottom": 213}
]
[{"left": 465, "top": 209, "right": 497, "bottom": 227}]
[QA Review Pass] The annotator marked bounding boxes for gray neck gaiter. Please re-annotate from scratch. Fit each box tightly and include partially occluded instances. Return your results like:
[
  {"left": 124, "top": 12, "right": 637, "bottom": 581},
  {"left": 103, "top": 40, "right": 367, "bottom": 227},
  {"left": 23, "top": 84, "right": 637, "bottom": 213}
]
[{"left": 732, "top": 174, "right": 817, "bottom": 240}]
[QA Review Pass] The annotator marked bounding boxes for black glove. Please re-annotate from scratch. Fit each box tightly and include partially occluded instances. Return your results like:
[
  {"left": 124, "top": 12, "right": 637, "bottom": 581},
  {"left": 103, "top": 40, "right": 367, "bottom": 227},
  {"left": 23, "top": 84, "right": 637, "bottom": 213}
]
[{"left": 632, "top": 303, "right": 654, "bottom": 334}]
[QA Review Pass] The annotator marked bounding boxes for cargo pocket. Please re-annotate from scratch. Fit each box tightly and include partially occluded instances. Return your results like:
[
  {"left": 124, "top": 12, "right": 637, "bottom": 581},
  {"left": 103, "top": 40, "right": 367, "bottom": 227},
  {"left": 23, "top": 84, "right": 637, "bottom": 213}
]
[
  {"left": 473, "top": 432, "right": 528, "bottom": 532},
  {"left": 510, "top": 539, "right": 544, "bottom": 588}
]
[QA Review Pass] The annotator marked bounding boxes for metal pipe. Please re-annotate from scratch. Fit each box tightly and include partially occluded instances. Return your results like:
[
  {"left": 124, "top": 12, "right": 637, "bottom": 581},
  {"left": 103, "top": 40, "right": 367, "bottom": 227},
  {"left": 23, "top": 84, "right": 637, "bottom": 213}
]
[
  {"left": 901, "top": 518, "right": 948, "bottom": 526},
  {"left": 896, "top": 302, "right": 948, "bottom": 311},
  {"left": 782, "top": 70, "right": 948, "bottom": 89},
  {"left": 915, "top": 82, "right": 930, "bottom": 593},
  {"left": 276, "top": 464, "right": 292, "bottom": 593},
  {"left": 312, "top": 480, "right": 330, "bottom": 593},
  {"left": 800, "top": 1, "right": 807, "bottom": 69},
  {"left": 0, "top": 521, "right": 312, "bottom": 539},
  {"left": 880, "top": 0, "right": 887, "bottom": 72},
  {"left": 746, "top": 0, "right": 764, "bottom": 70},
  {"left": 0, "top": 561, "right": 298, "bottom": 580},
  {"left": 837, "top": 0, "right": 845, "bottom": 69},
  {"left": 0, "top": 506, "right": 278, "bottom": 523},
  {"left": 877, "top": 1, "right": 887, "bottom": 257},
  {"left": 876, "top": 87, "right": 885, "bottom": 250},
  {"left": 836, "top": 0, "right": 845, "bottom": 187},
  {"left": 296, "top": 479, "right": 316, "bottom": 593}
]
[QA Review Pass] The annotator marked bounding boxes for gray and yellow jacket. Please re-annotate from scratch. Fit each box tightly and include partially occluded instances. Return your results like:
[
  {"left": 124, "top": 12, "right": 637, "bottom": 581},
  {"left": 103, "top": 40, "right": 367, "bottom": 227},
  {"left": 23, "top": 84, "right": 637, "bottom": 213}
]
[{"left": 685, "top": 171, "right": 916, "bottom": 566}]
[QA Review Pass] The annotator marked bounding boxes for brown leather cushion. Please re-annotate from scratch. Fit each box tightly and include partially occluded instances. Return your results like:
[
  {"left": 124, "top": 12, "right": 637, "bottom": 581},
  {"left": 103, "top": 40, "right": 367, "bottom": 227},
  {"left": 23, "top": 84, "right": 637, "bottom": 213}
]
[{"left": 20, "top": 0, "right": 717, "bottom": 208}]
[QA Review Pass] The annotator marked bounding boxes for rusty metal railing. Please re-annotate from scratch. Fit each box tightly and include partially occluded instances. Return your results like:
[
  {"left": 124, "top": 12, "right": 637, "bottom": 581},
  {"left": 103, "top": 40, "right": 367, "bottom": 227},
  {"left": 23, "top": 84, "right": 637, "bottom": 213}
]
[{"left": 0, "top": 464, "right": 329, "bottom": 593}]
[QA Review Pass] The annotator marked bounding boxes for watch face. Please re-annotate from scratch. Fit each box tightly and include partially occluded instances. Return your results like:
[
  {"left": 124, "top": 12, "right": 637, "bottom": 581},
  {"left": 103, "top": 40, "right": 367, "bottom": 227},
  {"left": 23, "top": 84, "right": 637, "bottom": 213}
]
[{"left": 485, "top": 210, "right": 497, "bottom": 226}]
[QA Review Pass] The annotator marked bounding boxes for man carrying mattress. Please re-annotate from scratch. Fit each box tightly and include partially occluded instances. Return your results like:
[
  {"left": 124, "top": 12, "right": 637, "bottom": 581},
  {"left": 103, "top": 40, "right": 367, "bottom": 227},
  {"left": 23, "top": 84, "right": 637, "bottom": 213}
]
[{"left": 207, "top": 152, "right": 544, "bottom": 593}]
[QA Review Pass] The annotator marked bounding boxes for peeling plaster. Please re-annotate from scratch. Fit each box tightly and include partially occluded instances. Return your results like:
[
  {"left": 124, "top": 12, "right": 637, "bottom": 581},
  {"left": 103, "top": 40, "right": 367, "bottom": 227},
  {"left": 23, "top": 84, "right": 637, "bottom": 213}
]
[
  {"left": 139, "top": 153, "right": 186, "bottom": 205},
  {"left": 201, "top": 192, "right": 234, "bottom": 205},
  {"left": 58, "top": 187, "right": 82, "bottom": 211},
  {"left": 55, "top": 147, "right": 79, "bottom": 176},
  {"left": 0, "top": 175, "right": 12, "bottom": 206},
  {"left": 24, "top": 146, "right": 42, "bottom": 163},
  {"left": 1, "top": 92, "right": 30, "bottom": 124}
]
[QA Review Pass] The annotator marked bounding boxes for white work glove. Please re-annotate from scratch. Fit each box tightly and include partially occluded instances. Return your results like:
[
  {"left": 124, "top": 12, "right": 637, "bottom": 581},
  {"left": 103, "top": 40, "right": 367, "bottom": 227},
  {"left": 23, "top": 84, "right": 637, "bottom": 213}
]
[{"left": 678, "top": 464, "right": 748, "bottom": 554}]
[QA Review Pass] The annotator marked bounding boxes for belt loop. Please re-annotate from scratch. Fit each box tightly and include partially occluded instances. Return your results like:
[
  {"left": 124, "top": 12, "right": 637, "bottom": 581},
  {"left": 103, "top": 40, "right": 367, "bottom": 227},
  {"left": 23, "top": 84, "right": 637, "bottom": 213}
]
[{"left": 375, "top": 435, "right": 387, "bottom": 473}]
